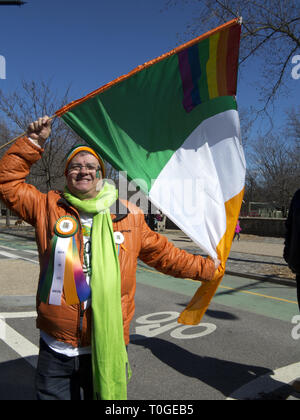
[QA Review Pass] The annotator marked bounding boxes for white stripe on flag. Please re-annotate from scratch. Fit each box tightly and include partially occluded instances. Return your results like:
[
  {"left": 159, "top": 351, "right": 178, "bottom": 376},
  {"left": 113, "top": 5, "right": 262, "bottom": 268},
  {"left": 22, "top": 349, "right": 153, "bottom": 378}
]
[{"left": 149, "top": 110, "right": 246, "bottom": 259}]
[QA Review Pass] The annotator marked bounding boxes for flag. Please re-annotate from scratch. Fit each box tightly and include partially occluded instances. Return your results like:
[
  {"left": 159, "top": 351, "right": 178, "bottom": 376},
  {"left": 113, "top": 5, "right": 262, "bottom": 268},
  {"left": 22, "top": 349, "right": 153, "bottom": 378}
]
[{"left": 56, "top": 18, "right": 246, "bottom": 325}]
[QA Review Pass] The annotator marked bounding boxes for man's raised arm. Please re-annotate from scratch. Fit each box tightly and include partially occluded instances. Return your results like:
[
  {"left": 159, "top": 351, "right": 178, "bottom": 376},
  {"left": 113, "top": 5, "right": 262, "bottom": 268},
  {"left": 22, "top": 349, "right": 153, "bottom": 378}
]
[{"left": 0, "top": 116, "right": 52, "bottom": 225}]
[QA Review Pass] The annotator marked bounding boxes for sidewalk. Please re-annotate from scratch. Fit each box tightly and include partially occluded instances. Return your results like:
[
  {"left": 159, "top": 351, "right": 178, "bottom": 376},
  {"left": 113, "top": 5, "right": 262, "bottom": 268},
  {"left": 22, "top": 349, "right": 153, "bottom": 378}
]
[{"left": 164, "top": 230, "right": 295, "bottom": 287}]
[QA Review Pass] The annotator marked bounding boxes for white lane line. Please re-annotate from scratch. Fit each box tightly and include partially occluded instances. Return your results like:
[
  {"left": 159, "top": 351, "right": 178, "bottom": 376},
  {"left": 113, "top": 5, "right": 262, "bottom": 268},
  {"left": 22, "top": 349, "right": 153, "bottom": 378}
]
[
  {"left": 0, "top": 245, "right": 18, "bottom": 251},
  {"left": 0, "top": 312, "right": 37, "bottom": 319},
  {"left": 0, "top": 249, "right": 38, "bottom": 264},
  {"left": 0, "top": 244, "right": 38, "bottom": 258},
  {"left": 0, "top": 250, "right": 18, "bottom": 258},
  {"left": 227, "top": 362, "right": 300, "bottom": 400},
  {"left": 0, "top": 312, "right": 39, "bottom": 368},
  {"left": 0, "top": 245, "right": 39, "bottom": 256},
  {"left": 23, "top": 249, "right": 38, "bottom": 255}
]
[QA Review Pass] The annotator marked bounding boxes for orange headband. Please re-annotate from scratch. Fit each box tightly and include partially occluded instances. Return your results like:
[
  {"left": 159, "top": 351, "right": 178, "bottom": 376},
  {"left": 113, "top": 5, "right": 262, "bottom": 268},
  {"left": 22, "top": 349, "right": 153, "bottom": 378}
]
[{"left": 65, "top": 146, "right": 106, "bottom": 177}]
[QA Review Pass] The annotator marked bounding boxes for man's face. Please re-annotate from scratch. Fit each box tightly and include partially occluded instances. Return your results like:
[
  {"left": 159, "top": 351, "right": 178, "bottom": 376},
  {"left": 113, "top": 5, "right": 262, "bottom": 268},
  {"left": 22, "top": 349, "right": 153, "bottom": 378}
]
[{"left": 66, "top": 152, "right": 102, "bottom": 199}]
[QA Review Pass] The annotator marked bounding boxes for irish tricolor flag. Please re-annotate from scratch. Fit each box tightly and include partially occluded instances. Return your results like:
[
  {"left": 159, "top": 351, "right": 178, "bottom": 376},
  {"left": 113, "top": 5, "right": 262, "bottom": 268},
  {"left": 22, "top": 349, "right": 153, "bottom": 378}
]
[{"left": 56, "top": 18, "right": 246, "bottom": 325}]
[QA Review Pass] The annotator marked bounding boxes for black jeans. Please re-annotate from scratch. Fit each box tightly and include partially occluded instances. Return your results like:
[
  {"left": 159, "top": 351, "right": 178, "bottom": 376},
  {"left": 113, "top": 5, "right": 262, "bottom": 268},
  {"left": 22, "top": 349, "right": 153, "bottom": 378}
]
[{"left": 35, "top": 339, "right": 93, "bottom": 400}]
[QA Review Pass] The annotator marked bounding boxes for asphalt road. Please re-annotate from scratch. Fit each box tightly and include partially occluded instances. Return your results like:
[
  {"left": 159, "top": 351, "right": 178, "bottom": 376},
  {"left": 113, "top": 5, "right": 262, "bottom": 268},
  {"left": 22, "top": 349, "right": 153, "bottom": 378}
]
[{"left": 0, "top": 233, "right": 299, "bottom": 400}]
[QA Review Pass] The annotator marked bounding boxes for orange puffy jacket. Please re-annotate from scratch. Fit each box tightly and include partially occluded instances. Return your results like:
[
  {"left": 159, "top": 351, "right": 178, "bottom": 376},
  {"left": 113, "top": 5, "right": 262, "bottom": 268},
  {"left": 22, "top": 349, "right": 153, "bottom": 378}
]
[{"left": 0, "top": 137, "right": 216, "bottom": 347}]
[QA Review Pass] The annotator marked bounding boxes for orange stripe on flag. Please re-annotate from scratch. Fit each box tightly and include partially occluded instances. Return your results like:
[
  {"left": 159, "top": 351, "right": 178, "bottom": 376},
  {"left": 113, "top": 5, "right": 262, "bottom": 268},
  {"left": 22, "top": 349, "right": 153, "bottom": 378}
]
[{"left": 177, "top": 188, "right": 245, "bottom": 326}]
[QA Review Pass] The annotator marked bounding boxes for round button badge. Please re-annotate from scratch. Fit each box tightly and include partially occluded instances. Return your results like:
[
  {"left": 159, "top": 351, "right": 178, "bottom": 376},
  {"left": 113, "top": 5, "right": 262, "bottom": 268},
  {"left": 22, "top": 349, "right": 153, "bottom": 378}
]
[
  {"left": 114, "top": 231, "right": 125, "bottom": 245},
  {"left": 54, "top": 216, "right": 78, "bottom": 238}
]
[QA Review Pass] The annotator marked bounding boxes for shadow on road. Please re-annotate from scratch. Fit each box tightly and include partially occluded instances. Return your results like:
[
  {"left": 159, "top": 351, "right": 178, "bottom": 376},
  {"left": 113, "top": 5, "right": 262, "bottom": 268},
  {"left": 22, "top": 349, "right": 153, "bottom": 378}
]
[
  {"left": 0, "top": 356, "right": 37, "bottom": 400},
  {"left": 130, "top": 336, "right": 288, "bottom": 399}
]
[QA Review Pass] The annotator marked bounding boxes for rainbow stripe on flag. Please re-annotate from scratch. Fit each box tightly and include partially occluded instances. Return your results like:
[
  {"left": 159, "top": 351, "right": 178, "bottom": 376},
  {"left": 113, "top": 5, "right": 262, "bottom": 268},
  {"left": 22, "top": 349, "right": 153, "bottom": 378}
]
[{"left": 178, "top": 23, "right": 240, "bottom": 112}]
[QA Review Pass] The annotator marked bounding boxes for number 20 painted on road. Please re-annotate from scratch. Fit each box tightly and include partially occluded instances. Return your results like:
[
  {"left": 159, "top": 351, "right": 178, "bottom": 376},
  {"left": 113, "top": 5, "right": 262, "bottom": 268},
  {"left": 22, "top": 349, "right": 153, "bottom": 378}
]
[{"left": 135, "top": 311, "right": 216, "bottom": 340}]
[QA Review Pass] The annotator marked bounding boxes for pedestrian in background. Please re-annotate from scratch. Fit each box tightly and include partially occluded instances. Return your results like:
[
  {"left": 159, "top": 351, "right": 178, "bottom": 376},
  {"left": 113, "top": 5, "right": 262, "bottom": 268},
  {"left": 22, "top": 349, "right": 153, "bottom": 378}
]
[
  {"left": 233, "top": 219, "right": 242, "bottom": 241},
  {"left": 284, "top": 189, "right": 300, "bottom": 395},
  {"left": 284, "top": 189, "right": 300, "bottom": 311}
]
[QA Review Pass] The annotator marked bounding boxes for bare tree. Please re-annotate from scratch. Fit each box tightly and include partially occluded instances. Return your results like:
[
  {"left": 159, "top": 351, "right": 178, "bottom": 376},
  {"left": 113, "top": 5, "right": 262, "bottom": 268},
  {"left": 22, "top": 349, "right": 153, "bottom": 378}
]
[
  {"left": 165, "top": 0, "right": 300, "bottom": 109},
  {"left": 242, "top": 169, "right": 259, "bottom": 211},
  {"left": 249, "top": 133, "right": 298, "bottom": 215},
  {"left": 287, "top": 107, "right": 300, "bottom": 189},
  {"left": 0, "top": 80, "right": 120, "bottom": 200},
  {"left": 287, "top": 107, "right": 300, "bottom": 143},
  {"left": 0, "top": 118, "right": 10, "bottom": 152},
  {"left": 0, "top": 80, "right": 82, "bottom": 191}
]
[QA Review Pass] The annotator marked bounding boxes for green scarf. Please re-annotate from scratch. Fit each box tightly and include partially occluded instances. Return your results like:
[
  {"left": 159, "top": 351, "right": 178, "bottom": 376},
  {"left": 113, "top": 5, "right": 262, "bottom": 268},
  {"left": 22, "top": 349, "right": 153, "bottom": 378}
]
[{"left": 64, "top": 182, "right": 131, "bottom": 400}]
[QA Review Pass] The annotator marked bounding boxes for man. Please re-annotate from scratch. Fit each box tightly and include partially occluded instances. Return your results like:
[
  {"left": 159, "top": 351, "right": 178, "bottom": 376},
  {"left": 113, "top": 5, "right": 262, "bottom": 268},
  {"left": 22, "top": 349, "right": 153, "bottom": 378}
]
[
  {"left": 284, "top": 189, "right": 300, "bottom": 310},
  {"left": 284, "top": 189, "right": 300, "bottom": 395},
  {"left": 0, "top": 116, "right": 218, "bottom": 400}
]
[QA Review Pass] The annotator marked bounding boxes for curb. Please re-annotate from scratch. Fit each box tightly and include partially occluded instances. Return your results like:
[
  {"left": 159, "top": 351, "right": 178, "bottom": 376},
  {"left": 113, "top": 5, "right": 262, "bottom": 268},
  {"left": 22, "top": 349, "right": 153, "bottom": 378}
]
[
  {"left": 0, "top": 230, "right": 35, "bottom": 242},
  {"left": 225, "top": 270, "right": 296, "bottom": 288}
]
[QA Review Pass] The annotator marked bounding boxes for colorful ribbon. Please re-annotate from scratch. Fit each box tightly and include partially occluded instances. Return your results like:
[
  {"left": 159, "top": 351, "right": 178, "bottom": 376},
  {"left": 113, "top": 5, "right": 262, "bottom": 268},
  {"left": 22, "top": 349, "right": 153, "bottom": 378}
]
[{"left": 38, "top": 234, "right": 91, "bottom": 306}]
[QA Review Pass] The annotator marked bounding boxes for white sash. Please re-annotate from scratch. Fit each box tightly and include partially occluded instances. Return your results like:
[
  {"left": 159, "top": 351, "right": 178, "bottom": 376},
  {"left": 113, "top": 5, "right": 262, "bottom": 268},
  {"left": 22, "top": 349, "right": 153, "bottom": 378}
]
[{"left": 49, "top": 237, "right": 71, "bottom": 306}]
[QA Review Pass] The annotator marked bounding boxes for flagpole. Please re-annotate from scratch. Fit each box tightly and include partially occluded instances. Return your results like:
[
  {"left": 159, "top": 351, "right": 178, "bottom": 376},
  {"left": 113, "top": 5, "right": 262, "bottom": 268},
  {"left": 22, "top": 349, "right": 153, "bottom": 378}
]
[{"left": 0, "top": 114, "right": 57, "bottom": 151}]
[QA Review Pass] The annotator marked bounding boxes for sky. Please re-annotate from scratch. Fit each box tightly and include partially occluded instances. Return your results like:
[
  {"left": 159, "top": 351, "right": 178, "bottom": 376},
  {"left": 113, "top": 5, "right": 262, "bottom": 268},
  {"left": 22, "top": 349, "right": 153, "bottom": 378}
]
[
  {"left": 0, "top": 1, "right": 195, "bottom": 98},
  {"left": 0, "top": 0, "right": 298, "bottom": 140}
]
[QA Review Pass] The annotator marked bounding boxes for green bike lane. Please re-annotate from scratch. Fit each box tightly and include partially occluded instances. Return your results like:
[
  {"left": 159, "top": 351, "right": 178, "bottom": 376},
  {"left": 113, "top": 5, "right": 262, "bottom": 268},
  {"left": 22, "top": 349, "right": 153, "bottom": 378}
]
[
  {"left": 136, "top": 261, "right": 299, "bottom": 324},
  {"left": 0, "top": 233, "right": 37, "bottom": 252}
]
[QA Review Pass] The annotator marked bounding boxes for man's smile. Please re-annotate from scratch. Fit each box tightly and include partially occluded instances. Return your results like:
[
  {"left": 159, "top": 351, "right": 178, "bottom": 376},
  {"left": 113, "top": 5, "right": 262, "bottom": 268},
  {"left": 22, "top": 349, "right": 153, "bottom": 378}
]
[{"left": 66, "top": 153, "right": 101, "bottom": 199}]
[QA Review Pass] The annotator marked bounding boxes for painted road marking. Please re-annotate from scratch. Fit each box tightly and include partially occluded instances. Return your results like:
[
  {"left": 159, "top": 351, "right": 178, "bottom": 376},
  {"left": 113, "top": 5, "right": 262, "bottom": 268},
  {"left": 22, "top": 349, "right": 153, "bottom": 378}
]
[
  {"left": 218, "top": 284, "right": 298, "bottom": 305},
  {"left": 227, "top": 362, "right": 300, "bottom": 400},
  {"left": 0, "top": 250, "right": 19, "bottom": 258},
  {"left": 0, "top": 311, "right": 38, "bottom": 368},
  {"left": 135, "top": 311, "right": 217, "bottom": 339},
  {"left": 0, "top": 248, "right": 38, "bottom": 264},
  {"left": 0, "top": 312, "right": 37, "bottom": 318},
  {"left": 0, "top": 238, "right": 38, "bottom": 253},
  {"left": 0, "top": 244, "right": 18, "bottom": 251},
  {"left": 23, "top": 249, "right": 38, "bottom": 255}
]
